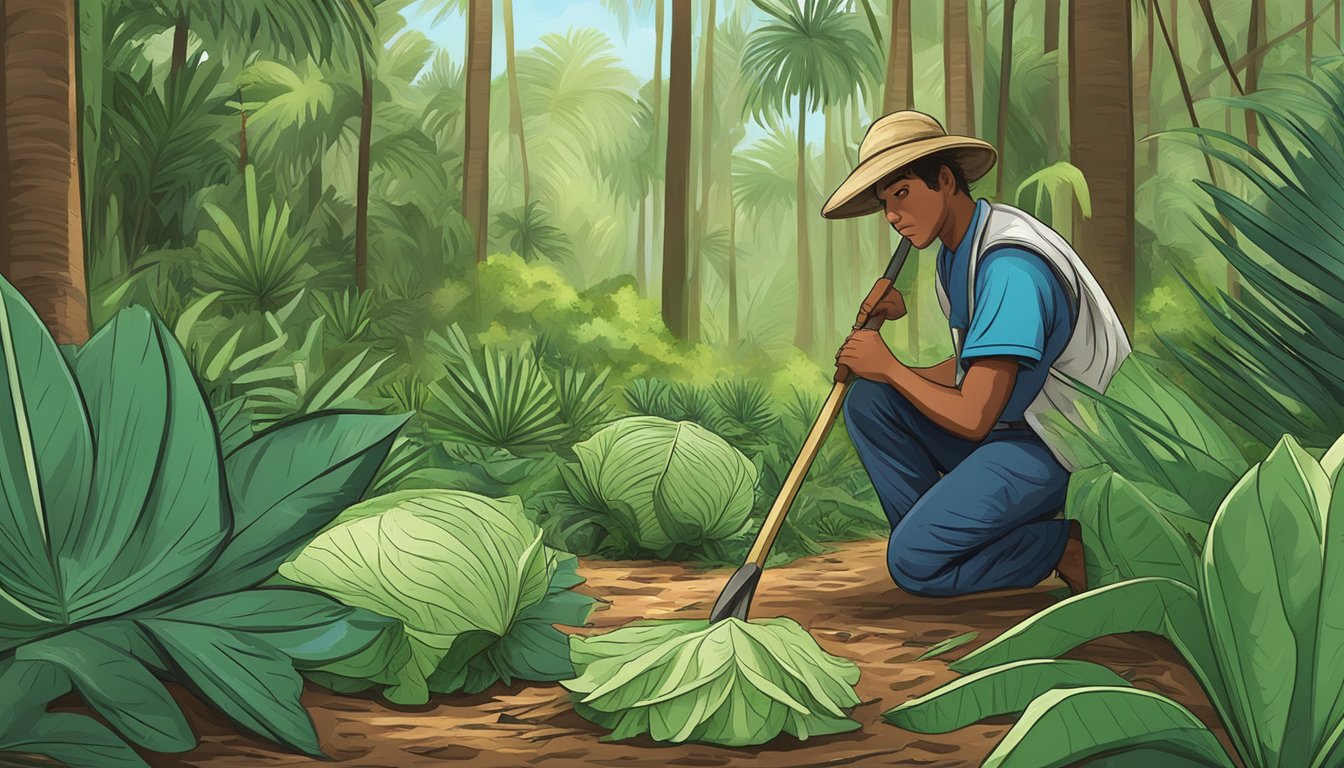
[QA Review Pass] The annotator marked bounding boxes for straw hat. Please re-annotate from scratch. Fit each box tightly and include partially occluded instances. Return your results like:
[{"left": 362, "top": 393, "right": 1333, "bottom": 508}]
[{"left": 821, "top": 110, "right": 997, "bottom": 220}]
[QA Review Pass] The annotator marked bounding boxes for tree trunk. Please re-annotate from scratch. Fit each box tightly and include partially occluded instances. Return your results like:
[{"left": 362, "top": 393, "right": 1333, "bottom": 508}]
[
  {"left": 503, "top": 0, "right": 531, "bottom": 205},
  {"left": 1045, "top": 0, "right": 1060, "bottom": 52},
  {"left": 794, "top": 108, "right": 814, "bottom": 353},
  {"left": 661, "top": 0, "right": 691, "bottom": 339},
  {"left": 1307, "top": 0, "right": 1315, "bottom": 77},
  {"left": 1069, "top": 0, "right": 1135, "bottom": 333},
  {"left": 944, "top": 0, "right": 974, "bottom": 136},
  {"left": 652, "top": 0, "right": 665, "bottom": 300},
  {"left": 636, "top": 193, "right": 647, "bottom": 294},
  {"left": 689, "top": 0, "right": 717, "bottom": 344},
  {"left": 171, "top": 8, "right": 188, "bottom": 75},
  {"left": 1246, "top": 0, "right": 1265, "bottom": 148},
  {"left": 885, "top": 0, "right": 914, "bottom": 113},
  {"left": 995, "top": 0, "right": 1016, "bottom": 198},
  {"left": 974, "top": 0, "right": 988, "bottom": 136},
  {"left": 823, "top": 106, "right": 836, "bottom": 347},
  {"left": 0, "top": 0, "right": 88, "bottom": 343},
  {"left": 1135, "top": 0, "right": 1152, "bottom": 172},
  {"left": 727, "top": 186, "right": 738, "bottom": 347},
  {"left": 238, "top": 106, "right": 248, "bottom": 170},
  {"left": 355, "top": 54, "right": 372, "bottom": 291},
  {"left": 463, "top": 0, "right": 492, "bottom": 264}
]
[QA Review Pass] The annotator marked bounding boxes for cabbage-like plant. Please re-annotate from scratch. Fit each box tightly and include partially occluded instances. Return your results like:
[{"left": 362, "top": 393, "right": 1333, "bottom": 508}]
[
  {"left": 559, "top": 416, "right": 758, "bottom": 558},
  {"left": 564, "top": 618, "right": 861, "bottom": 746},
  {"left": 277, "top": 490, "right": 597, "bottom": 705},
  {"left": 884, "top": 432, "right": 1344, "bottom": 768},
  {"left": 0, "top": 276, "right": 406, "bottom": 768}
]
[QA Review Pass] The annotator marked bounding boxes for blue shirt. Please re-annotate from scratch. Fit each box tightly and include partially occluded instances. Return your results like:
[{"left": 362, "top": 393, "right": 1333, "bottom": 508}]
[{"left": 937, "top": 199, "right": 1076, "bottom": 422}]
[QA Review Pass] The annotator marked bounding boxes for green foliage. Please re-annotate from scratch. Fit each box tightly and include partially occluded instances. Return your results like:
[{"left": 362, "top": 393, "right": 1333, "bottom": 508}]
[
  {"left": 0, "top": 274, "right": 404, "bottom": 767},
  {"left": 1167, "top": 73, "right": 1344, "bottom": 449},
  {"left": 493, "top": 201, "right": 574, "bottom": 262},
  {"left": 885, "top": 433, "right": 1344, "bottom": 768},
  {"left": 1013, "top": 161, "right": 1091, "bottom": 237},
  {"left": 563, "top": 618, "right": 861, "bottom": 746},
  {"left": 310, "top": 288, "right": 374, "bottom": 345},
  {"left": 278, "top": 490, "right": 596, "bottom": 705},
  {"left": 558, "top": 416, "right": 758, "bottom": 559}
]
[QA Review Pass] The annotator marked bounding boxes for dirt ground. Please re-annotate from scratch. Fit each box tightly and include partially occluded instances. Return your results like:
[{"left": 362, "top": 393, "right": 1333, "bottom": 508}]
[{"left": 148, "top": 540, "right": 1229, "bottom": 768}]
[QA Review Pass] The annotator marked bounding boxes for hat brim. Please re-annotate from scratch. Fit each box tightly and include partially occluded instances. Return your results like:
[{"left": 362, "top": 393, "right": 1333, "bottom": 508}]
[{"left": 821, "top": 136, "right": 998, "bottom": 220}]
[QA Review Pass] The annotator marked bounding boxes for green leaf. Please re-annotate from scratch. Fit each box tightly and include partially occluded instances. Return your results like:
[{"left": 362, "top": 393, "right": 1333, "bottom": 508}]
[
  {"left": 884, "top": 659, "right": 1130, "bottom": 733},
  {"left": 563, "top": 617, "right": 861, "bottom": 746},
  {"left": 0, "top": 272, "right": 92, "bottom": 640},
  {"left": 1313, "top": 455, "right": 1344, "bottom": 766},
  {"left": 471, "top": 556, "right": 596, "bottom": 688},
  {"left": 980, "top": 686, "right": 1234, "bottom": 768},
  {"left": 17, "top": 629, "right": 194, "bottom": 753},
  {"left": 1200, "top": 435, "right": 1329, "bottom": 768},
  {"left": 151, "top": 588, "right": 397, "bottom": 666},
  {"left": 169, "top": 411, "right": 406, "bottom": 603},
  {"left": 0, "top": 658, "right": 71, "bottom": 725},
  {"left": 0, "top": 712, "right": 149, "bottom": 768},
  {"left": 915, "top": 631, "right": 979, "bottom": 661},
  {"left": 67, "top": 308, "right": 227, "bottom": 622},
  {"left": 137, "top": 620, "right": 322, "bottom": 756}
]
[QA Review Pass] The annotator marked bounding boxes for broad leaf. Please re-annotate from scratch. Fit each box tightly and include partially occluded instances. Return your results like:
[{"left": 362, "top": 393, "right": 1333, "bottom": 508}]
[
  {"left": 981, "top": 686, "right": 1234, "bottom": 768},
  {"left": 0, "top": 712, "right": 149, "bottom": 768}
]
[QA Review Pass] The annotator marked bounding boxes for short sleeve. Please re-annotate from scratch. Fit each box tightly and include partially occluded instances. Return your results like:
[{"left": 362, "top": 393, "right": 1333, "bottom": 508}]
[{"left": 959, "top": 247, "right": 1062, "bottom": 370}]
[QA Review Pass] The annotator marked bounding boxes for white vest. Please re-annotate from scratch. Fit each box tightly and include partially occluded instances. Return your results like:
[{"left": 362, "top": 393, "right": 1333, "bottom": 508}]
[{"left": 934, "top": 202, "right": 1132, "bottom": 471}]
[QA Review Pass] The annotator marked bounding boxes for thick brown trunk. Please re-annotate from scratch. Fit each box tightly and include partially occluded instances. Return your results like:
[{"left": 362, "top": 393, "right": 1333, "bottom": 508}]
[
  {"left": 171, "top": 9, "right": 188, "bottom": 74},
  {"left": 885, "top": 0, "right": 914, "bottom": 112},
  {"left": 944, "top": 0, "right": 974, "bottom": 136},
  {"left": 0, "top": 0, "right": 88, "bottom": 343},
  {"left": 994, "top": 0, "right": 1016, "bottom": 198},
  {"left": 1069, "top": 0, "right": 1135, "bottom": 333},
  {"left": 794, "top": 110, "right": 813, "bottom": 353},
  {"left": 1246, "top": 0, "right": 1265, "bottom": 148},
  {"left": 689, "top": 0, "right": 717, "bottom": 344},
  {"left": 463, "top": 0, "right": 492, "bottom": 264},
  {"left": 661, "top": 0, "right": 691, "bottom": 339},
  {"left": 503, "top": 0, "right": 531, "bottom": 205},
  {"left": 1045, "top": 0, "right": 1059, "bottom": 52},
  {"left": 355, "top": 54, "right": 372, "bottom": 291}
]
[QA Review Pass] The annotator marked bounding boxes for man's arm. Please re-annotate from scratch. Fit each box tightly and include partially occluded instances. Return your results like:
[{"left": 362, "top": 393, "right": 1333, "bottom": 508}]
[
  {"left": 910, "top": 357, "right": 958, "bottom": 387},
  {"left": 882, "top": 357, "right": 1017, "bottom": 441}
]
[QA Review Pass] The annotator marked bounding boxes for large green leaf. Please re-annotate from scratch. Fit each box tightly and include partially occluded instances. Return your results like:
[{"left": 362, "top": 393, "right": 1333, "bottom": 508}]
[
  {"left": 563, "top": 617, "right": 861, "bottom": 746},
  {"left": 1200, "top": 435, "right": 1329, "bottom": 768},
  {"left": 1066, "top": 465, "right": 1207, "bottom": 588},
  {"left": 279, "top": 490, "right": 588, "bottom": 704},
  {"left": 150, "top": 588, "right": 396, "bottom": 666},
  {"left": 67, "top": 308, "right": 228, "bottom": 622},
  {"left": 884, "top": 659, "right": 1130, "bottom": 734},
  {"left": 17, "top": 628, "right": 194, "bottom": 753},
  {"left": 168, "top": 411, "right": 406, "bottom": 604},
  {"left": 0, "top": 274, "right": 92, "bottom": 639},
  {"left": 1313, "top": 433, "right": 1344, "bottom": 766},
  {"left": 981, "top": 686, "right": 1234, "bottom": 768},
  {"left": 137, "top": 619, "right": 322, "bottom": 756},
  {"left": 0, "top": 712, "right": 149, "bottom": 768}
]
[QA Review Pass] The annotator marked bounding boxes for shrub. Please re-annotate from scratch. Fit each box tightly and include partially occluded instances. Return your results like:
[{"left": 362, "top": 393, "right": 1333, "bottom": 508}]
[{"left": 0, "top": 276, "right": 405, "bottom": 767}]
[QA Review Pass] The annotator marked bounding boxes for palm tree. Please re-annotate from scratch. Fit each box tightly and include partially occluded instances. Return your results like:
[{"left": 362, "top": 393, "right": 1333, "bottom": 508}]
[
  {"left": 662, "top": 0, "right": 692, "bottom": 338},
  {"left": 688, "top": 0, "right": 720, "bottom": 343},
  {"left": 742, "top": 0, "right": 881, "bottom": 354},
  {"left": 944, "top": 0, "right": 975, "bottom": 136},
  {"left": 1068, "top": 0, "right": 1134, "bottom": 332},
  {"left": 504, "top": 0, "right": 532, "bottom": 205},
  {"left": 463, "top": 0, "right": 492, "bottom": 264},
  {"left": 0, "top": 0, "right": 87, "bottom": 343}
]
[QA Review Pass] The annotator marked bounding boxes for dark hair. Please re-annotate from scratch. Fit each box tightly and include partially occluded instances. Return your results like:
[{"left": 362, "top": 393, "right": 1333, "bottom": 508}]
[{"left": 874, "top": 149, "right": 972, "bottom": 198}]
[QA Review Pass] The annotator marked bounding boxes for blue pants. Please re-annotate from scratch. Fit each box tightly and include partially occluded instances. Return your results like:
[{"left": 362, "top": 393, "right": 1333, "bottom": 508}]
[{"left": 842, "top": 379, "right": 1070, "bottom": 597}]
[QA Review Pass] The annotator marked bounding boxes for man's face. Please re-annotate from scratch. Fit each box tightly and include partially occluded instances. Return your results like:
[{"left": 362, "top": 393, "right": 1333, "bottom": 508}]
[{"left": 875, "top": 166, "right": 953, "bottom": 250}]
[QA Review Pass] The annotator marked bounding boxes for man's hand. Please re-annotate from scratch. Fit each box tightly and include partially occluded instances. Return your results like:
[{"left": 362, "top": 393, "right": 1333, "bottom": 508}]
[
  {"left": 856, "top": 278, "right": 906, "bottom": 326},
  {"left": 835, "top": 329, "right": 900, "bottom": 383}
]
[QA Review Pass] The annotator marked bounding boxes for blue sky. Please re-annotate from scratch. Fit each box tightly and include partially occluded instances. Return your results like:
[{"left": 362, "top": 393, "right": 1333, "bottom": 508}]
[{"left": 398, "top": 0, "right": 825, "bottom": 145}]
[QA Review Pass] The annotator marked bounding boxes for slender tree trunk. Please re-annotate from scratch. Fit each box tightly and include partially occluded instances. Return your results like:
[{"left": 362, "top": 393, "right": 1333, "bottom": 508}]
[
  {"left": 1148, "top": 0, "right": 1160, "bottom": 169},
  {"left": 1307, "top": 0, "right": 1315, "bottom": 76},
  {"left": 171, "top": 8, "right": 188, "bottom": 75},
  {"left": 463, "top": 0, "right": 492, "bottom": 264},
  {"left": 354, "top": 55, "right": 373, "bottom": 291},
  {"left": 238, "top": 106, "right": 248, "bottom": 170},
  {"left": 661, "top": 0, "right": 691, "bottom": 338},
  {"left": 689, "top": 0, "right": 717, "bottom": 344},
  {"left": 0, "top": 0, "right": 88, "bottom": 343},
  {"left": 823, "top": 106, "right": 836, "bottom": 347},
  {"left": 974, "top": 0, "right": 987, "bottom": 136},
  {"left": 1246, "top": 0, "right": 1265, "bottom": 148},
  {"left": 794, "top": 108, "right": 814, "bottom": 353},
  {"left": 503, "top": 0, "right": 531, "bottom": 205},
  {"left": 995, "top": 0, "right": 1016, "bottom": 198},
  {"left": 885, "top": 0, "right": 914, "bottom": 114},
  {"left": 728, "top": 186, "right": 738, "bottom": 347},
  {"left": 1045, "top": 0, "right": 1059, "bottom": 52},
  {"left": 636, "top": 193, "right": 647, "bottom": 293},
  {"left": 847, "top": 99, "right": 862, "bottom": 303},
  {"left": 1069, "top": 0, "right": 1135, "bottom": 333},
  {"left": 652, "top": 0, "right": 665, "bottom": 299},
  {"left": 1135, "top": 0, "right": 1152, "bottom": 170},
  {"left": 944, "top": 0, "right": 975, "bottom": 136}
]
